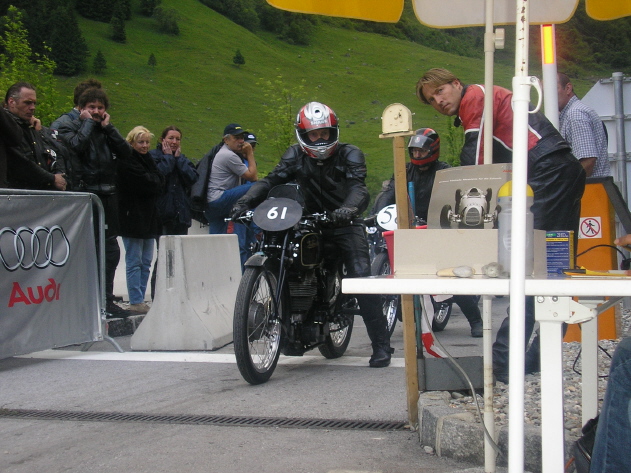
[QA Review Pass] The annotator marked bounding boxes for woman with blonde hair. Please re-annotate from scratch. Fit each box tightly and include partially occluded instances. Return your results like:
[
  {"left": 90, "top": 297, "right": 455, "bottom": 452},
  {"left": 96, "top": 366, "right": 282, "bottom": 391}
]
[{"left": 117, "top": 126, "right": 164, "bottom": 313}]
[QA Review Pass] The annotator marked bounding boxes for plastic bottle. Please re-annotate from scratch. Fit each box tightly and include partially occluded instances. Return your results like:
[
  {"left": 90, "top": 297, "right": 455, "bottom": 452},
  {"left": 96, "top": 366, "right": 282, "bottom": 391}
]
[{"left": 497, "top": 180, "right": 534, "bottom": 277}]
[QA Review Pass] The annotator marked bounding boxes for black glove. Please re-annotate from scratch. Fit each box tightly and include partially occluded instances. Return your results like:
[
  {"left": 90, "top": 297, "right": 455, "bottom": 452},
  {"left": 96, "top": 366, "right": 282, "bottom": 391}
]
[
  {"left": 230, "top": 199, "right": 251, "bottom": 221},
  {"left": 331, "top": 206, "right": 358, "bottom": 226}
]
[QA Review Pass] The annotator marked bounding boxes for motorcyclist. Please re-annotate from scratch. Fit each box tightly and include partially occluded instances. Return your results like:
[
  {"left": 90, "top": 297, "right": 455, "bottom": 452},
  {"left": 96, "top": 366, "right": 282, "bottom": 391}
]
[
  {"left": 230, "top": 101, "right": 393, "bottom": 368},
  {"left": 372, "top": 128, "right": 484, "bottom": 338}
]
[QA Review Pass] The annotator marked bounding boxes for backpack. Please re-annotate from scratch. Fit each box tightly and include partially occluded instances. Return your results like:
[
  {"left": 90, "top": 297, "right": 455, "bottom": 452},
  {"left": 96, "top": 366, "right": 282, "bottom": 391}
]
[{"left": 189, "top": 142, "right": 223, "bottom": 225}]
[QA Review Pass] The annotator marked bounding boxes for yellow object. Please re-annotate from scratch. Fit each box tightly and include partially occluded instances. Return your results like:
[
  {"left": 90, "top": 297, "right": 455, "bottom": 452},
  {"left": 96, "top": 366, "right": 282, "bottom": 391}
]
[
  {"left": 586, "top": 0, "right": 631, "bottom": 20},
  {"left": 265, "top": 0, "right": 403, "bottom": 22},
  {"left": 563, "top": 268, "right": 631, "bottom": 277},
  {"left": 541, "top": 24, "right": 556, "bottom": 64},
  {"left": 497, "top": 180, "right": 535, "bottom": 197},
  {"left": 436, "top": 266, "right": 475, "bottom": 278}
]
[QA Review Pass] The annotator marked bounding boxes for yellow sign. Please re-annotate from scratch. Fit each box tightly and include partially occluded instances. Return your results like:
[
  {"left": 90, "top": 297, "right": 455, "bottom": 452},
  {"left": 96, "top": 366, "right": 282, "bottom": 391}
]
[
  {"left": 586, "top": 0, "right": 631, "bottom": 20},
  {"left": 265, "top": 0, "right": 404, "bottom": 22}
]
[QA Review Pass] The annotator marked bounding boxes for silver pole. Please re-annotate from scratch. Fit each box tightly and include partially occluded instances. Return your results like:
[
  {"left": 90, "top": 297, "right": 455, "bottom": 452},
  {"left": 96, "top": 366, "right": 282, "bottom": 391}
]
[{"left": 613, "top": 72, "right": 628, "bottom": 203}]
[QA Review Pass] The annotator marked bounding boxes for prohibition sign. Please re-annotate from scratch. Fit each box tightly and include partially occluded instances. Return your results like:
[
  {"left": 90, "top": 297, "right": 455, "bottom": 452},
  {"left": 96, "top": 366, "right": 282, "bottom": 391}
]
[{"left": 579, "top": 217, "right": 601, "bottom": 239}]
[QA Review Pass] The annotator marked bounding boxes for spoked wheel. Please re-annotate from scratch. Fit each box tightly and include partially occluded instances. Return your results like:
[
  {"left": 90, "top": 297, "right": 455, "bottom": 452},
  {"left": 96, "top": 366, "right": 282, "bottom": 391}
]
[
  {"left": 431, "top": 297, "right": 452, "bottom": 332},
  {"left": 233, "top": 266, "right": 283, "bottom": 384},
  {"left": 318, "top": 273, "right": 354, "bottom": 359},
  {"left": 371, "top": 251, "right": 400, "bottom": 336}
]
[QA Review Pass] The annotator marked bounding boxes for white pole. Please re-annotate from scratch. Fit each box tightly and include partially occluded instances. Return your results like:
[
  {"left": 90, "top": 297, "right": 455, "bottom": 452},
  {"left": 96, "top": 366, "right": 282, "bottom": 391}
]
[
  {"left": 509, "top": 0, "right": 530, "bottom": 471},
  {"left": 540, "top": 24, "right": 559, "bottom": 129},
  {"left": 483, "top": 1, "right": 497, "bottom": 472}
]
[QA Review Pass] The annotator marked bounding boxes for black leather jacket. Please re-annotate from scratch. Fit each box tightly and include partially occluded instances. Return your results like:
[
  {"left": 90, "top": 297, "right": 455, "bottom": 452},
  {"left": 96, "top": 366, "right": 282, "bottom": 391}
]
[
  {"left": 5, "top": 113, "right": 67, "bottom": 190},
  {"left": 240, "top": 143, "right": 370, "bottom": 215},
  {"left": 373, "top": 160, "right": 451, "bottom": 222},
  {"left": 55, "top": 116, "right": 130, "bottom": 194}
]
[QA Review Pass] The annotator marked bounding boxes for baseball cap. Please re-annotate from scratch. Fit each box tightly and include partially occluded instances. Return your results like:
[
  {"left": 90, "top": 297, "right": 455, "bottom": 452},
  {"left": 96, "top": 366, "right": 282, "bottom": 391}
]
[
  {"left": 245, "top": 133, "right": 258, "bottom": 144},
  {"left": 223, "top": 123, "right": 247, "bottom": 136}
]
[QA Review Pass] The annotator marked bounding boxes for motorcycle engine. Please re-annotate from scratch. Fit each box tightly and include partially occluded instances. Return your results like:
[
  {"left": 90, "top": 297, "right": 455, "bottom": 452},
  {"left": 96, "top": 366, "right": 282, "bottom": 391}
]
[{"left": 288, "top": 271, "right": 317, "bottom": 321}]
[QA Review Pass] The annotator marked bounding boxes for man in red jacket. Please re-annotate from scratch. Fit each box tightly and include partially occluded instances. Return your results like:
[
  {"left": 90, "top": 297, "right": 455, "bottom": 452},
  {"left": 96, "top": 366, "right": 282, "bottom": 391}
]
[{"left": 417, "top": 68, "right": 586, "bottom": 383}]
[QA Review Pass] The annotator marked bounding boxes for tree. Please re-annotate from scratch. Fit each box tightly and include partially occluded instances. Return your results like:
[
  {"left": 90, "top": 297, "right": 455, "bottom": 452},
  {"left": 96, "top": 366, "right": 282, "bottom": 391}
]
[
  {"left": 140, "top": 0, "right": 161, "bottom": 17},
  {"left": 76, "top": 0, "right": 116, "bottom": 22},
  {"left": 0, "top": 6, "right": 66, "bottom": 126},
  {"left": 110, "top": 15, "right": 126, "bottom": 43},
  {"left": 49, "top": 5, "right": 89, "bottom": 76},
  {"left": 233, "top": 49, "right": 245, "bottom": 67},
  {"left": 257, "top": 71, "right": 307, "bottom": 158},
  {"left": 153, "top": 6, "right": 180, "bottom": 35},
  {"left": 148, "top": 52, "right": 156, "bottom": 67},
  {"left": 93, "top": 50, "right": 107, "bottom": 73}
]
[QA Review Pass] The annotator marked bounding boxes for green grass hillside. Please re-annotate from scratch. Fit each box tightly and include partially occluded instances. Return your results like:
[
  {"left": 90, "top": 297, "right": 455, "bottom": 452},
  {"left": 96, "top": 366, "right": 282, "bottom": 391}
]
[{"left": 54, "top": 0, "right": 594, "bottom": 196}]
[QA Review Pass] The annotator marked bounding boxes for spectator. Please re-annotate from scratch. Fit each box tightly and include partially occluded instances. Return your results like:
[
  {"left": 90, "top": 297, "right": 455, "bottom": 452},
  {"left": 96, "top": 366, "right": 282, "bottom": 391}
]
[
  {"left": 149, "top": 125, "right": 198, "bottom": 298},
  {"left": 417, "top": 68, "right": 586, "bottom": 383},
  {"left": 54, "top": 87, "right": 132, "bottom": 318},
  {"left": 51, "top": 78, "right": 102, "bottom": 130},
  {"left": 204, "top": 123, "right": 258, "bottom": 268},
  {"left": 0, "top": 105, "right": 23, "bottom": 187},
  {"left": 3, "top": 82, "right": 68, "bottom": 191},
  {"left": 244, "top": 132, "right": 258, "bottom": 150},
  {"left": 231, "top": 102, "right": 393, "bottom": 368},
  {"left": 557, "top": 73, "right": 610, "bottom": 178},
  {"left": 51, "top": 78, "right": 102, "bottom": 190},
  {"left": 588, "top": 330, "right": 631, "bottom": 471},
  {"left": 373, "top": 128, "right": 484, "bottom": 338},
  {"left": 151, "top": 126, "right": 198, "bottom": 236},
  {"left": 119, "top": 126, "right": 164, "bottom": 313}
]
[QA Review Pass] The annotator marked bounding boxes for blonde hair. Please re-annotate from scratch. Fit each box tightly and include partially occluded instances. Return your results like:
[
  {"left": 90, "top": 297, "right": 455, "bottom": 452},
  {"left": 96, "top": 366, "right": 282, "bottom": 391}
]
[
  {"left": 126, "top": 125, "right": 154, "bottom": 144},
  {"left": 416, "top": 68, "right": 459, "bottom": 104}
]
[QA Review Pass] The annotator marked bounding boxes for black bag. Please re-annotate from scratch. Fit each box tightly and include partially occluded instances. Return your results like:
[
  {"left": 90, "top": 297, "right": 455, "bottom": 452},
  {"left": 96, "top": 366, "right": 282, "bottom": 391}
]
[
  {"left": 189, "top": 142, "right": 223, "bottom": 225},
  {"left": 572, "top": 415, "right": 599, "bottom": 473}
]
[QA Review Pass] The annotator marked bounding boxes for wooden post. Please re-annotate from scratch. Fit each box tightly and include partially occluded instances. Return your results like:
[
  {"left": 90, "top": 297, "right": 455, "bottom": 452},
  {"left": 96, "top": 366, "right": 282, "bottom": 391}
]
[
  {"left": 392, "top": 135, "right": 419, "bottom": 428},
  {"left": 379, "top": 104, "right": 417, "bottom": 428}
]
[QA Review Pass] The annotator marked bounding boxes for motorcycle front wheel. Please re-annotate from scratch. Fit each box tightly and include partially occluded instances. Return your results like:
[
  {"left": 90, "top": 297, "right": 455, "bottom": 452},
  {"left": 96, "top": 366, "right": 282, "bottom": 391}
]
[
  {"left": 371, "top": 251, "right": 400, "bottom": 336},
  {"left": 318, "top": 274, "right": 354, "bottom": 359},
  {"left": 233, "top": 266, "right": 283, "bottom": 385}
]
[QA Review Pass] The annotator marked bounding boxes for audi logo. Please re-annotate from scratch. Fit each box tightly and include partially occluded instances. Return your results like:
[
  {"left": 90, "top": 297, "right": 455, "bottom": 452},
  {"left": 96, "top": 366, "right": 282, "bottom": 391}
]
[{"left": 0, "top": 226, "right": 70, "bottom": 271}]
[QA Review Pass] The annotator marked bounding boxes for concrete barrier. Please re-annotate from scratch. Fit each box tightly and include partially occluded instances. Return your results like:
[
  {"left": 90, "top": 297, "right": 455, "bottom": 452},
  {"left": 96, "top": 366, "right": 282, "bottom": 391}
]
[{"left": 130, "top": 234, "right": 241, "bottom": 351}]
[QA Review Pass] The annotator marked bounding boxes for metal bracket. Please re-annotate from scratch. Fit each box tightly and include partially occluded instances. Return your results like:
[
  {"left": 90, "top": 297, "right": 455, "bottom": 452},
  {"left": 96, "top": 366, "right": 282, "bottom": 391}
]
[{"left": 534, "top": 296, "right": 596, "bottom": 324}]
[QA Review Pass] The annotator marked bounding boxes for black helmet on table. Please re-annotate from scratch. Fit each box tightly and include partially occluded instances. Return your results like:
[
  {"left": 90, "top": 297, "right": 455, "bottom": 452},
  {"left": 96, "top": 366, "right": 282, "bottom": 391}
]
[
  {"left": 295, "top": 102, "right": 339, "bottom": 160},
  {"left": 408, "top": 127, "right": 440, "bottom": 166}
]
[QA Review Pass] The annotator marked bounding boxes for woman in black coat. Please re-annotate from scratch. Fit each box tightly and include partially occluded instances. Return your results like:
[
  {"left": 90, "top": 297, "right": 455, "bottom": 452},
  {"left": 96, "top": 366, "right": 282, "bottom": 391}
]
[
  {"left": 118, "top": 126, "right": 164, "bottom": 313},
  {"left": 150, "top": 126, "right": 199, "bottom": 235}
]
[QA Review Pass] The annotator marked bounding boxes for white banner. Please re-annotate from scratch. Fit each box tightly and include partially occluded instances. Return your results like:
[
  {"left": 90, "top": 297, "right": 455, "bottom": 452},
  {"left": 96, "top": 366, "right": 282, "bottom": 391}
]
[
  {"left": 0, "top": 193, "right": 101, "bottom": 358},
  {"left": 413, "top": 0, "right": 578, "bottom": 27}
]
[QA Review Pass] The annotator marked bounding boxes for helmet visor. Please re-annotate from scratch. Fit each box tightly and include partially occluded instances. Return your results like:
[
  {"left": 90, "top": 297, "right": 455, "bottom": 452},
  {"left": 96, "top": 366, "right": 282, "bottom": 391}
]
[{"left": 408, "top": 133, "right": 434, "bottom": 151}]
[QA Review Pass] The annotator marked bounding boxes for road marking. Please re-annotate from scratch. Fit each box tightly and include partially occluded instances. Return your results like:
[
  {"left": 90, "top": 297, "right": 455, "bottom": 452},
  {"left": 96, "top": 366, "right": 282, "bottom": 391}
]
[{"left": 16, "top": 349, "right": 406, "bottom": 367}]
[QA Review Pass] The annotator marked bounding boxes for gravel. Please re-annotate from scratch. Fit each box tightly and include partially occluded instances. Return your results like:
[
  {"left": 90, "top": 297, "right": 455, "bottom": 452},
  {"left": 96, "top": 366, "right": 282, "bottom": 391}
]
[{"left": 446, "top": 307, "right": 631, "bottom": 441}]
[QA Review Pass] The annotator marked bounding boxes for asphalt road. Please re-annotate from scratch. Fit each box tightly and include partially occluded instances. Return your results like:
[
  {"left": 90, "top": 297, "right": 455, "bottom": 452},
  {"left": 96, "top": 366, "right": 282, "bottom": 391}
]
[{"left": 0, "top": 297, "right": 509, "bottom": 473}]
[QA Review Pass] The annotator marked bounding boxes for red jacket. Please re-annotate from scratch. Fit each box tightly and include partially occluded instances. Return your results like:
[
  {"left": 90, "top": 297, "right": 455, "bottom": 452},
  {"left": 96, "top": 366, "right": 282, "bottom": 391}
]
[{"left": 458, "top": 84, "right": 570, "bottom": 169}]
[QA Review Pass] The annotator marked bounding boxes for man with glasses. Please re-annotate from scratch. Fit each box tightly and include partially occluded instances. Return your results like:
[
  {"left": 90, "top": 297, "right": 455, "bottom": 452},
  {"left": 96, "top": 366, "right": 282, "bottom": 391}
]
[{"left": 204, "top": 123, "right": 258, "bottom": 268}]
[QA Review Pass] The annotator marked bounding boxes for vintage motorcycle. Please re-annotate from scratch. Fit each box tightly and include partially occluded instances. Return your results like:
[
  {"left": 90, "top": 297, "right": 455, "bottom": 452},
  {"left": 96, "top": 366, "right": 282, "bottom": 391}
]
[
  {"left": 232, "top": 184, "right": 359, "bottom": 385},
  {"left": 366, "top": 204, "right": 453, "bottom": 336}
]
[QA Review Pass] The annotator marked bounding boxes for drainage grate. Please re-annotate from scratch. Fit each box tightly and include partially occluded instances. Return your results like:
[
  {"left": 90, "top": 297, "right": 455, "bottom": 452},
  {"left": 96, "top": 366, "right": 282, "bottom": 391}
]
[{"left": 0, "top": 408, "right": 407, "bottom": 431}]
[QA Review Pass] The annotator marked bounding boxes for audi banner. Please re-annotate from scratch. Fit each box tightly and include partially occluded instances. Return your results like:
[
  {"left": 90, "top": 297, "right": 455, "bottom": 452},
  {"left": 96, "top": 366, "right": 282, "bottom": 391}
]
[{"left": 0, "top": 194, "right": 101, "bottom": 358}]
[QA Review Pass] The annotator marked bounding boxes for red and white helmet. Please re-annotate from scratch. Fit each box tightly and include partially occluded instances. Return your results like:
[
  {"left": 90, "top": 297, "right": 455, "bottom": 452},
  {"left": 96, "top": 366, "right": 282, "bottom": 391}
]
[
  {"left": 295, "top": 102, "right": 339, "bottom": 160},
  {"left": 408, "top": 127, "right": 440, "bottom": 166}
]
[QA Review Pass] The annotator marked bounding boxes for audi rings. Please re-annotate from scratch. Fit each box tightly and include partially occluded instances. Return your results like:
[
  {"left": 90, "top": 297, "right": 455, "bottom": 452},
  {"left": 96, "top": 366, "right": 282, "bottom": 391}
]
[{"left": 0, "top": 226, "right": 71, "bottom": 271}]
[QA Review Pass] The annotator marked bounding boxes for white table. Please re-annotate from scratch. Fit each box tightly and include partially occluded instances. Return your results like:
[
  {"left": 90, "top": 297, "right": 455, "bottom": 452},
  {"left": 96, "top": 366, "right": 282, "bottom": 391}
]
[{"left": 342, "top": 273, "right": 629, "bottom": 473}]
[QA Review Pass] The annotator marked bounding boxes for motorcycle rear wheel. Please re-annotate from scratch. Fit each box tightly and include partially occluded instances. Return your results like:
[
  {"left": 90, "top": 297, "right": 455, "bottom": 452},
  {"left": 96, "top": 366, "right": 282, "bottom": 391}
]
[
  {"left": 371, "top": 251, "right": 400, "bottom": 337},
  {"left": 431, "top": 298, "right": 452, "bottom": 332},
  {"left": 233, "top": 266, "right": 283, "bottom": 385}
]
